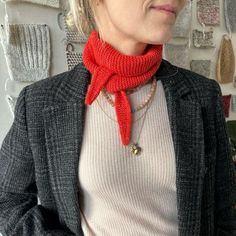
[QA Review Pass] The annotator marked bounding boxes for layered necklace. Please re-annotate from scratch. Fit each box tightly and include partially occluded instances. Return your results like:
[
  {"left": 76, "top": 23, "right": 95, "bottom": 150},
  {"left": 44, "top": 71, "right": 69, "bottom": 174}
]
[{"left": 96, "top": 76, "right": 157, "bottom": 156}]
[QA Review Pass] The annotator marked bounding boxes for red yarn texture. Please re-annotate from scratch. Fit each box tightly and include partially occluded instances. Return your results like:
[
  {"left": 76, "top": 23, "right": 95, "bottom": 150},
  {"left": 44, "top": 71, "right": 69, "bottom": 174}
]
[{"left": 82, "top": 30, "right": 163, "bottom": 145}]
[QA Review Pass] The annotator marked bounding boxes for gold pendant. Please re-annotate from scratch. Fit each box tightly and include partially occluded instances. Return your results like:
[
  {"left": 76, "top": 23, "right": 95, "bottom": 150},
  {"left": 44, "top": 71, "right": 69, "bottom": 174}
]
[{"left": 130, "top": 143, "right": 142, "bottom": 156}]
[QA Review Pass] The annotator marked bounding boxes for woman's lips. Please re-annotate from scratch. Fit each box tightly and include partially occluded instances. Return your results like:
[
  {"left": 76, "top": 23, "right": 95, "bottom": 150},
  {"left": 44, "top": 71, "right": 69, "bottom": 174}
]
[{"left": 151, "top": 4, "right": 177, "bottom": 16}]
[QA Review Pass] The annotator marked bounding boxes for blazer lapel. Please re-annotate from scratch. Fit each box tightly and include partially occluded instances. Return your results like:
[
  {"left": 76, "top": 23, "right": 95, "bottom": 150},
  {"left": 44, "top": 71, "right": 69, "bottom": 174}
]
[
  {"left": 42, "top": 66, "right": 90, "bottom": 235},
  {"left": 42, "top": 60, "right": 205, "bottom": 236},
  {"left": 158, "top": 61, "right": 206, "bottom": 236},
  {"left": 174, "top": 95, "right": 205, "bottom": 236}
]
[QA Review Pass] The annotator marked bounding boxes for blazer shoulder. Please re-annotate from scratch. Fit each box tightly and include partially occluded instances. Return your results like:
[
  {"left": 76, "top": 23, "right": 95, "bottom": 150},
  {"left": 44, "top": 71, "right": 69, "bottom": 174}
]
[
  {"left": 24, "top": 63, "right": 90, "bottom": 106},
  {"left": 177, "top": 66, "right": 221, "bottom": 98},
  {"left": 24, "top": 69, "right": 71, "bottom": 101}
]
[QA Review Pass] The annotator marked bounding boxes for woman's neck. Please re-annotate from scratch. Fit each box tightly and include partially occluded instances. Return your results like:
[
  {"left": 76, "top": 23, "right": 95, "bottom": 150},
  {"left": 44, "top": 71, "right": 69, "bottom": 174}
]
[{"left": 97, "top": 28, "right": 148, "bottom": 56}]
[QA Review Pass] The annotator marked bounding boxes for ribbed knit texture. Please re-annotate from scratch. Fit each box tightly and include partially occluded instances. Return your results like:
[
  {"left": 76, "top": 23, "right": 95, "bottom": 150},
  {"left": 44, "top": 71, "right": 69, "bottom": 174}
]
[
  {"left": 78, "top": 79, "right": 178, "bottom": 236},
  {"left": 0, "top": 24, "right": 51, "bottom": 82},
  {"left": 1, "top": 0, "right": 60, "bottom": 8},
  {"left": 82, "top": 30, "right": 163, "bottom": 146}
]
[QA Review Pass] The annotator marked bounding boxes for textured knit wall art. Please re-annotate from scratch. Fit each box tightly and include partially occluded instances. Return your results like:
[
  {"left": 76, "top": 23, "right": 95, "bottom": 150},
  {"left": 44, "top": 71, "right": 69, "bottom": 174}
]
[
  {"left": 57, "top": 12, "right": 87, "bottom": 44},
  {"left": 190, "top": 60, "right": 211, "bottom": 78},
  {"left": 224, "top": 0, "right": 236, "bottom": 33},
  {"left": 231, "top": 95, "right": 236, "bottom": 112},
  {"left": 1, "top": 0, "right": 60, "bottom": 8},
  {"left": 192, "top": 29, "right": 215, "bottom": 48},
  {"left": 172, "top": 0, "right": 192, "bottom": 38},
  {"left": 197, "top": 0, "right": 220, "bottom": 26},
  {"left": 222, "top": 94, "right": 231, "bottom": 117},
  {"left": 65, "top": 43, "right": 83, "bottom": 70},
  {"left": 5, "top": 94, "right": 18, "bottom": 117},
  {"left": 164, "top": 42, "right": 189, "bottom": 69},
  {"left": 0, "top": 24, "right": 51, "bottom": 82},
  {"left": 216, "top": 34, "right": 235, "bottom": 84}
]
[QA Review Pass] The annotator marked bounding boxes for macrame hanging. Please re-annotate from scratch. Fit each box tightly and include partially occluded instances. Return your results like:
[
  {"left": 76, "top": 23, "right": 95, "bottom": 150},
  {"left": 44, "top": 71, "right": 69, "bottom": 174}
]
[{"left": 216, "top": 34, "right": 235, "bottom": 84}]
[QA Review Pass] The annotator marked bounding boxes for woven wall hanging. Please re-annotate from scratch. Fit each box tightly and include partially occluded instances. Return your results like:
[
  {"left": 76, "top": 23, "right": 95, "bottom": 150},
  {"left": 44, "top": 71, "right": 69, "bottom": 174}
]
[
  {"left": 190, "top": 60, "right": 211, "bottom": 78},
  {"left": 192, "top": 29, "right": 215, "bottom": 48},
  {"left": 57, "top": 12, "right": 87, "bottom": 44},
  {"left": 1, "top": 0, "right": 60, "bottom": 8},
  {"left": 164, "top": 42, "right": 189, "bottom": 69},
  {"left": 172, "top": 0, "right": 192, "bottom": 38},
  {"left": 224, "top": 0, "right": 236, "bottom": 33},
  {"left": 0, "top": 24, "right": 51, "bottom": 82},
  {"left": 216, "top": 34, "right": 235, "bottom": 84},
  {"left": 65, "top": 43, "right": 83, "bottom": 70},
  {"left": 197, "top": 0, "right": 220, "bottom": 26}
]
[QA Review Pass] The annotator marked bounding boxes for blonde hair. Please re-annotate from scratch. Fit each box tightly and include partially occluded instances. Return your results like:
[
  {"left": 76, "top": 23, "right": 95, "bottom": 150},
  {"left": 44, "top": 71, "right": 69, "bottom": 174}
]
[{"left": 67, "top": 0, "right": 97, "bottom": 38}]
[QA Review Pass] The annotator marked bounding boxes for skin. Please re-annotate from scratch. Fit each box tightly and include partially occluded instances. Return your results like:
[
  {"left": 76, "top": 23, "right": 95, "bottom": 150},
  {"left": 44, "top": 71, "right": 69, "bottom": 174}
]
[{"left": 93, "top": 0, "right": 187, "bottom": 56}]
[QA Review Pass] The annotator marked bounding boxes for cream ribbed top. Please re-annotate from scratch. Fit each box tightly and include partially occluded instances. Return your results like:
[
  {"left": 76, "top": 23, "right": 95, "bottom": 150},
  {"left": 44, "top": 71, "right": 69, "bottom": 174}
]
[{"left": 78, "top": 79, "right": 178, "bottom": 236}]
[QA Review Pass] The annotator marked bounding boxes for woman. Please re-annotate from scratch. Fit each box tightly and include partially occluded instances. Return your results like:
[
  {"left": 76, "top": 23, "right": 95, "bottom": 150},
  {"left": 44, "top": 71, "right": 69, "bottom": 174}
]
[{"left": 0, "top": 0, "right": 236, "bottom": 235}]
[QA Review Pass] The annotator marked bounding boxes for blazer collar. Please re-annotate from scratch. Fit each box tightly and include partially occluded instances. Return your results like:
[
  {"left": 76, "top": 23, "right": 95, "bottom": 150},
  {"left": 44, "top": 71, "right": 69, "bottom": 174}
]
[
  {"left": 42, "top": 59, "right": 205, "bottom": 236},
  {"left": 54, "top": 59, "right": 190, "bottom": 103}
]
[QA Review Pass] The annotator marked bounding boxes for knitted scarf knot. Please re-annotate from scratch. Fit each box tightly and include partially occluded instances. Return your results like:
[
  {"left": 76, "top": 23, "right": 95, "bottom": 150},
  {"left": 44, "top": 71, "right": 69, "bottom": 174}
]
[{"left": 82, "top": 30, "right": 163, "bottom": 145}]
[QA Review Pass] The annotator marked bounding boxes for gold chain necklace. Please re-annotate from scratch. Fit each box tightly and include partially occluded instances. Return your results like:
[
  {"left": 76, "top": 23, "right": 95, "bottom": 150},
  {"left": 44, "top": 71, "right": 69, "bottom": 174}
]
[
  {"left": 95, "top": 77, "right": 157, "bottom": 156},
  {"left": 101, "top": 77, "right": 157, "bottom": 113}
]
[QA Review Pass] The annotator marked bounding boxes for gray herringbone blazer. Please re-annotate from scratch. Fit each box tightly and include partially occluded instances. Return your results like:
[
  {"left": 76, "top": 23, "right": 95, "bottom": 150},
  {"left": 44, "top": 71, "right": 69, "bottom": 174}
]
[{"left": 1, "top": 59, "right": 236, "bottom": 236}]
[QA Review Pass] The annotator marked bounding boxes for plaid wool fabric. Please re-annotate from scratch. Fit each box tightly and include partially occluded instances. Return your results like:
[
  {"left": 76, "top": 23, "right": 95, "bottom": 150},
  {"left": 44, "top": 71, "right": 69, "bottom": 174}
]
[{"left": 0, "top": 60, "right": 236, "bottom": 236}]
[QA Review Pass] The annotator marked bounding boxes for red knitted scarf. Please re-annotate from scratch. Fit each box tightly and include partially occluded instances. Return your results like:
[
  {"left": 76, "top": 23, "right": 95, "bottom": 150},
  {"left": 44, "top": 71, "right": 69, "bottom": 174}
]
[{"left": 82, "top": 30, "right": 163, "bottom": 146}]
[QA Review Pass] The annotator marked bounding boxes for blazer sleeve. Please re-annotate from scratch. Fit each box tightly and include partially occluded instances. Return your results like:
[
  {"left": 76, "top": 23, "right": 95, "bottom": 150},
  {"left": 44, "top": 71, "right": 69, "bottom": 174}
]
[
  {"left": 0, "top": 86, "right": 76, "bottom": 236},
  {"left": 212, "top": 80, "right": 236, "bottom": 236}
]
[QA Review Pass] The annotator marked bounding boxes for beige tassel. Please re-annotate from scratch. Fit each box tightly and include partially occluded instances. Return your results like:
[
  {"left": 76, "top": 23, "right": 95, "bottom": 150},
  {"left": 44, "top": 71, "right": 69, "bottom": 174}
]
[{"left": 216, "top": 34, "right": 235, "bottom": 84}]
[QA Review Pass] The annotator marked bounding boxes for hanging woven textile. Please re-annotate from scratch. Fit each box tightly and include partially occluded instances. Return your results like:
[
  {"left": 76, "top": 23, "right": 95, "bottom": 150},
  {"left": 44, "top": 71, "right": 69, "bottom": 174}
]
[
  {"left": 197, "top": 0, "right": 220, "bottom": 26},
  {"left": 0, "top": 23, "right": 51, "bottom": 82},
  {"left": 224, "top": 0, "right": 236, "bottom": 33},
  {"left": 192, "top": 29, "right": 215, "bottom": 48},
  {"left": 65, "top": 43, "right": 83, "bottom": 70},
  {"left": 216, "top": 34, "right": 235, "bottom": 84},
  {"left": 57, "top": 12, "right": 87, "bottom": 44}
]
